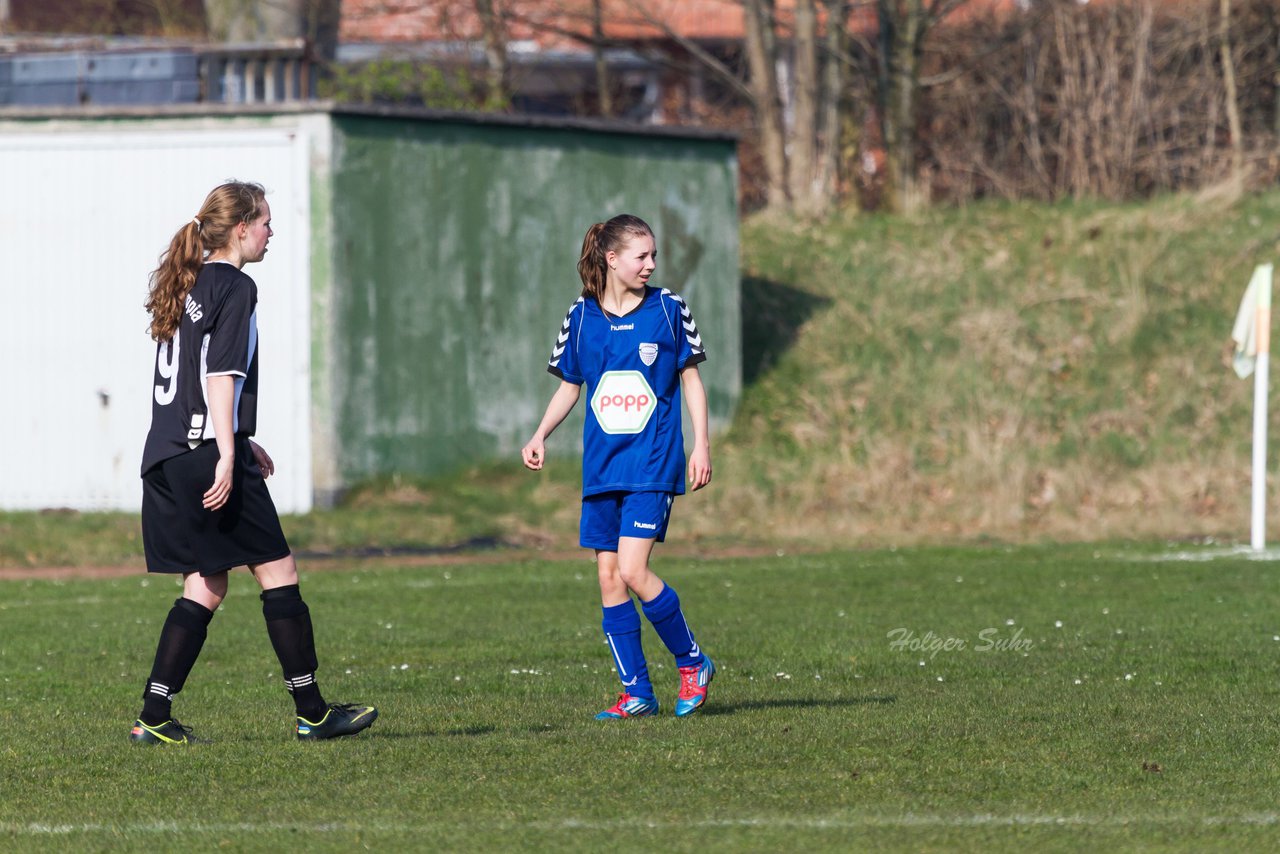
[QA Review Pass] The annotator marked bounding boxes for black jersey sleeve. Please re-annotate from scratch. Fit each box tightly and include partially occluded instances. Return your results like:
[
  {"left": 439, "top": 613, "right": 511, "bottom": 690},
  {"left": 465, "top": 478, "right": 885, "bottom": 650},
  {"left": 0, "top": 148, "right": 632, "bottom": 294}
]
[{"left": 204, "top": 272, "right": 255, "bottom": 377}]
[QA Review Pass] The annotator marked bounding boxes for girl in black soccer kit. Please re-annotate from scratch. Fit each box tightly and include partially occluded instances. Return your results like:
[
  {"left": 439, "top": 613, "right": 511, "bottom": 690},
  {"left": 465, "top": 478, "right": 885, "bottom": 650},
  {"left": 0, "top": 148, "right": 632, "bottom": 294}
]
[{"left": 130, "top": 181, "right": 376, "bottom": 744}]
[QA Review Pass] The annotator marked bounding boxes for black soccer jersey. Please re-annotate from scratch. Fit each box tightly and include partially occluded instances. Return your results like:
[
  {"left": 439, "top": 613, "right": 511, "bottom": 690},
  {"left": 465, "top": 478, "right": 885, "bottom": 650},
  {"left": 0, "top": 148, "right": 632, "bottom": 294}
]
[{"left": 140, "top": 262, "right": 260, "bottom": 474}]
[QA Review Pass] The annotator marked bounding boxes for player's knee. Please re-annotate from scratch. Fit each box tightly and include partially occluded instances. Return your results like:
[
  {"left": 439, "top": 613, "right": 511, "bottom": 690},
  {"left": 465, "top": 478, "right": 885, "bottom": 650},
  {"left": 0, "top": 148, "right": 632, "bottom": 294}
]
[
  {"left": 183, "top": 573, "right": 227, "bottom": 609},
  {"left": 616, "top": 562, "right": 650, "bottom": 590},
  {"left": 597, "top": 564, "right": 623, "bottom": 589},
  {"left": 251, "top": 554, "right": 298, "bottom": 589}
]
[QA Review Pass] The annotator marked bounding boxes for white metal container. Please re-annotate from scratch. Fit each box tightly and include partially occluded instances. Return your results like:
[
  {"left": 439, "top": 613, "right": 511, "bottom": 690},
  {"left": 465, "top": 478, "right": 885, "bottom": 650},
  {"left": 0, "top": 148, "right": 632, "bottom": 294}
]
[{"left": 0, "top": 118, "right": 315, "bottom": 512}]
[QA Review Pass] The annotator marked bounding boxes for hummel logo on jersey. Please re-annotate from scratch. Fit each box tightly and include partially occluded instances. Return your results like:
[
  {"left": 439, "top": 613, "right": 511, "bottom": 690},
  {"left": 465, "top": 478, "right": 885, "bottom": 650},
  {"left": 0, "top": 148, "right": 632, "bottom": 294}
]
[
  {"left": 638, "top": 343, "right": 658, "bottom": 366},
  {"left": 633, "top": 521, "right": 658, "bottom": 530},
  {"left": 184, "top": 295, "right": 204, "bottom": 323},
  {"left": 610, "top": 323, "right": 634, "bottom": 331}
]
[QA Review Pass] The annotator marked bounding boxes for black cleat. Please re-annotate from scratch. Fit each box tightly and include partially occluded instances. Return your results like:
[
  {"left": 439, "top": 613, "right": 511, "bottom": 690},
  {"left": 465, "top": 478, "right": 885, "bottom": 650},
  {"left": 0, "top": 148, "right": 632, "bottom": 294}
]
[
  {"left": 297, "top": 703, "right": 378, "bottom": 740},
  {"left": 130, "top": 718, "right": 200, "bottom": 745}
]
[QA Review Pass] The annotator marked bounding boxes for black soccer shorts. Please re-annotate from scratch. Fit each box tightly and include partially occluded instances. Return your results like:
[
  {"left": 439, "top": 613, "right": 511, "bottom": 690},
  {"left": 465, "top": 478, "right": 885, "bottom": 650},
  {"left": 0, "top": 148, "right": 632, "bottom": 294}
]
[{"left": 142, "top": 435, "right": 291, "bottom": 575}]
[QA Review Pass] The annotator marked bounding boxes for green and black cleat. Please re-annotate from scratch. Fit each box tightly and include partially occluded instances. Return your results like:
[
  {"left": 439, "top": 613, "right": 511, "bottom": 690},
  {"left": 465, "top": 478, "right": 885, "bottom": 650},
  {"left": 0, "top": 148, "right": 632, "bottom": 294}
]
[
  {"left": 129, "top": 718, "right": 200, "bottom": 745},
  {"left": 297, "top": 703, "right": 378, "bottom": 740}
]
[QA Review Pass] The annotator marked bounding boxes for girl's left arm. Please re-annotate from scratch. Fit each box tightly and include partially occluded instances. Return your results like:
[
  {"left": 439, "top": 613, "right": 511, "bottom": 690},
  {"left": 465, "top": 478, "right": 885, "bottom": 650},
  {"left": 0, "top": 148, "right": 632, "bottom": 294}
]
[{"left": 680, "top": 365, "right": 712, "bottom": 491}]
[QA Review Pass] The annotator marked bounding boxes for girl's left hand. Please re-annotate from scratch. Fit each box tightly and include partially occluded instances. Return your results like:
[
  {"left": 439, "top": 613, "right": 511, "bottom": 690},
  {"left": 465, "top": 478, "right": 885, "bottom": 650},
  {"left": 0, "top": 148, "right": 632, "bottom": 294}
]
[
  {"left": 687, "top": 446, "right": 712, "bottom": 491},
  {"left": 249, "top": 440, "right": 276, "bottom": 478}
]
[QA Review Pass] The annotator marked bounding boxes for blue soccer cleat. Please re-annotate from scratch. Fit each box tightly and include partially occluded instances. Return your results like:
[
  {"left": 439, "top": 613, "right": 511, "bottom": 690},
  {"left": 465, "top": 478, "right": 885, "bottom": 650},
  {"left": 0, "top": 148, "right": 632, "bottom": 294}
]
[
  {"left": 674, "top": 656, "right": 716, "bottom": 717},
  {"left": 595, "top": 692, "right": 660, "bottom": 720}
]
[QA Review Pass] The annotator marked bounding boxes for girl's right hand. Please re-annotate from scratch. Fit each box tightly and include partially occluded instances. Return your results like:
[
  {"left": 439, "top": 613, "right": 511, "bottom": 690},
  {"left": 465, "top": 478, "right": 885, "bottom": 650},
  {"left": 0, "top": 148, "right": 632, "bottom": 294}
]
[
  {"left": 521, "top": 439, "right": 545, "bottom": 471},
  {"left": 203, "top": 454, "right": 234, "bottom": 510}
]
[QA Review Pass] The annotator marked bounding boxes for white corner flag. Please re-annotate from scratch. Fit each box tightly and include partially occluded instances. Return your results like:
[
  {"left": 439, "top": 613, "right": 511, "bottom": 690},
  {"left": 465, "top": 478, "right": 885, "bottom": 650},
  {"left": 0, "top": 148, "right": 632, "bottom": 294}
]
[{"left": 1232, "top": 263, "right": 1273, "bottom": 550}]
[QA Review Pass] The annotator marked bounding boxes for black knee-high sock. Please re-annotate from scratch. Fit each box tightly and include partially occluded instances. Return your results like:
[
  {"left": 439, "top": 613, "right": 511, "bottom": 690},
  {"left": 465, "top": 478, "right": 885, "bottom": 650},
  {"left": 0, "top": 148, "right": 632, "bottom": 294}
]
[
  {"left": 140, "top": 598, "right": 215, "bottom": 725},
  {"left": 261, "top": 585, "right": 326, "bottom": 720}
]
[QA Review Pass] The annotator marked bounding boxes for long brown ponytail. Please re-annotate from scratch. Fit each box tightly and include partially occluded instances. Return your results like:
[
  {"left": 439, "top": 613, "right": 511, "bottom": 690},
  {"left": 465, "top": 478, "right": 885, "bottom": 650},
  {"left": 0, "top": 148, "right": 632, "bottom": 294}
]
[
  {"left": 576, "top": 214, "right": 654, "bottom": 302},
  {"left": 145, "top": 181, "right": 266, "bottom": 341}
]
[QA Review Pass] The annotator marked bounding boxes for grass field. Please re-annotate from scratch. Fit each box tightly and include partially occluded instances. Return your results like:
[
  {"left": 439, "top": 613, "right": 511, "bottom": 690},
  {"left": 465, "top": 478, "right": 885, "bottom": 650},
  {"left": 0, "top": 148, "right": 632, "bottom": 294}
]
[{"left": 3, "top": 542, "right": 1280, "bottom": 852}]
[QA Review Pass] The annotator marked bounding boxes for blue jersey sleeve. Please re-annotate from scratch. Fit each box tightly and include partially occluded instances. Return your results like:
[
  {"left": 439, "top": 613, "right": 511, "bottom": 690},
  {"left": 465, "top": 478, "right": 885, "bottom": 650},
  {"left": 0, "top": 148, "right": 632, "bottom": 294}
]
[
  {"left": 661, "top": 290, "right": 707, "bottom": 369},
  {"left": 547, "top": 297, "right": 585, "bottom": 384}
]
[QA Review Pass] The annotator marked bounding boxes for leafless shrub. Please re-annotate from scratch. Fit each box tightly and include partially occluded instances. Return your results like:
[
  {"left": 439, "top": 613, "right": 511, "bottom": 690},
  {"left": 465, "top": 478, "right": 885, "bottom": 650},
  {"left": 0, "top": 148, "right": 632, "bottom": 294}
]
[{"left": 890, "top": 0, "right": 1280, "bottom": 205}]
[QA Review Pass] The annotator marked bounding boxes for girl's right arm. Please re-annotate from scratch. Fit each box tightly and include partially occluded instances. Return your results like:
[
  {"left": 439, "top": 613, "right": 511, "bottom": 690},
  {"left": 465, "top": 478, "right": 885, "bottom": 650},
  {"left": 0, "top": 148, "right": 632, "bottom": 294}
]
[
  {"left": 202, "top": 374, "right": 237, "bottom": 510},
  {"left": 521, "top": 381, "right": 582, "bottom": 471}
]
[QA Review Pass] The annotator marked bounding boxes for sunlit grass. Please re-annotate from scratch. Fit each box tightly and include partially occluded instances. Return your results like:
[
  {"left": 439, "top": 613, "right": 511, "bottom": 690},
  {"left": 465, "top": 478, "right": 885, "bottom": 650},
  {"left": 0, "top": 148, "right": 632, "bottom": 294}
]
[{"left": 3, "top": 544, "right": 1280, "bottom": 850}]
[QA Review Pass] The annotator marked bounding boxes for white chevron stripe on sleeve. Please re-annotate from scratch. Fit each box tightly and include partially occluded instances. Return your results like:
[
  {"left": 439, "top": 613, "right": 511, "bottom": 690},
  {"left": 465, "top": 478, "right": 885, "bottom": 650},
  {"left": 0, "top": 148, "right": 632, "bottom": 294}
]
[{"left": 548, "top": 298, "right": 584, "bottom": 367}]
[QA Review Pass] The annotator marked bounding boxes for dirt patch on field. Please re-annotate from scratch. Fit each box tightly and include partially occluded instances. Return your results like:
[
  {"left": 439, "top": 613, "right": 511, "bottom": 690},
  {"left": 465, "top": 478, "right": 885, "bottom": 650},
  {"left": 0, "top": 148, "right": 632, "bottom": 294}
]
[{"left": 0, "top": 542, "right": 791, "bottom": 581}]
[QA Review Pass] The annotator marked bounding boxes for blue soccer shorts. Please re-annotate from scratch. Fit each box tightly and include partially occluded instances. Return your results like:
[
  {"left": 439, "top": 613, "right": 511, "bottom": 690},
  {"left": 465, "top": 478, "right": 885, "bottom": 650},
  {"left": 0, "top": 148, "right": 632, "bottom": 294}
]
[{"left": 580, "top": 491, "right": 675, "bottom": 550}]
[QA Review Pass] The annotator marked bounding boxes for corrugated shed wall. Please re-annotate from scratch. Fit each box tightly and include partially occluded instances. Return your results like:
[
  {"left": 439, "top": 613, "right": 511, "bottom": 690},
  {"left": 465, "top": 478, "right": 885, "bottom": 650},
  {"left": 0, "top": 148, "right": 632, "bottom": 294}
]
[{"left": 324, "top": 114, "right": 740, "bottom": 489}]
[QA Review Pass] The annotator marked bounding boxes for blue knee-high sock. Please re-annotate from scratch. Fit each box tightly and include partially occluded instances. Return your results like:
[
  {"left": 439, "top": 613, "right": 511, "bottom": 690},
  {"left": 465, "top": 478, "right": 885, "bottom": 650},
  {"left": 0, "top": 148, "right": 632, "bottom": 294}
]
[
  {"left": 601, "top": 600, "right": 653, "bottom": 700},
  {"left": 641, "top": 584, "right": 704, "bottom": 669}
]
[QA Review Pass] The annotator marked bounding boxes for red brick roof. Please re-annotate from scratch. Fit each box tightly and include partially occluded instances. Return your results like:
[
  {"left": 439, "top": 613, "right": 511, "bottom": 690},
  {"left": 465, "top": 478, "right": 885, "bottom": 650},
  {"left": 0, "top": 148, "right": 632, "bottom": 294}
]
[
  {"left": 339, "top": 0, "right": 1015, "bottom": 49},
  {"left": 341, "top": 1, "right": 746, "bottom": 46}
]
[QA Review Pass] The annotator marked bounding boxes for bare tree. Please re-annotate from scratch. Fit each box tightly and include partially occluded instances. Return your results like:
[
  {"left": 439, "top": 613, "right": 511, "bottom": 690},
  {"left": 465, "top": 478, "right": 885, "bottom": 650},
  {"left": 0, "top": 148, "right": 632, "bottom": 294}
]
[
  {"left": 816, "top": 0, "right": 852, "bottom": 210},
  {"left": 743, "top": 0, "right": 791, "bottom": 209},
  {"left": 592, "top": 0, "right": 613, "bottom": 117},
  {"left": 790, "top": 0, "right": 821, "bottom": 212},
  {"left": 475, "top": 0, "right": 511, "bottom": 109},
  {"left": 529, "top": 1, "right": 791, "bottom": 207},
  {"left": 785, "top": 0, "right": 852, "bottom": 216},
  {"left": 876, "top": 0, "right": 971, "bottom": 212},
  {"left": 611, "top": 0, "right": 848, "bottom": 213},
  {"left": 1219, "top": 0, "right": 1244, "bottom": 186}
]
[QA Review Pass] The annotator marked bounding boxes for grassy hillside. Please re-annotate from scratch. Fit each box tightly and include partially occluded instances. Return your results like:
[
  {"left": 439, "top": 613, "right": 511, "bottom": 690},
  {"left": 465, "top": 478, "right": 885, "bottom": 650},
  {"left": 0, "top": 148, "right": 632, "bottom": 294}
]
[
  {"left": 683, "top": 185, "right": 1280, "bottom": 546},
  {"left": 4, "top": 188, "right": 1279, "bottom": 566}
]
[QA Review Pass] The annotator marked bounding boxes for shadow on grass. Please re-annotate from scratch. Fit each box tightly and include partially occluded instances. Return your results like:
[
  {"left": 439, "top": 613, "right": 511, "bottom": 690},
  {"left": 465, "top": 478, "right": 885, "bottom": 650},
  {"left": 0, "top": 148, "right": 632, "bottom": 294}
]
[
  {"left": 354, "top": 725, "right": 498, "bottom": 741},
  {"left": 701, "top": 694, "right": 896, "bottom": 717},
  {"left": 444, "top": 724, "right": 499, "bottom": 737},
  {"left": 741, "top": 276, "right": 832, "bottom": 385},
  {"left": 295, "top": 536, "right": 505, "bottom": 561}
]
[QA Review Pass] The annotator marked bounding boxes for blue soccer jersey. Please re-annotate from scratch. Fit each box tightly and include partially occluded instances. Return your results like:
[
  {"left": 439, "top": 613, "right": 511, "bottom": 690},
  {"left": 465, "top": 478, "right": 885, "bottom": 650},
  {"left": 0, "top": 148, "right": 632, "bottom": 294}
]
[{"left": 548, "top": 286, "right": 707, "bottom": 497}]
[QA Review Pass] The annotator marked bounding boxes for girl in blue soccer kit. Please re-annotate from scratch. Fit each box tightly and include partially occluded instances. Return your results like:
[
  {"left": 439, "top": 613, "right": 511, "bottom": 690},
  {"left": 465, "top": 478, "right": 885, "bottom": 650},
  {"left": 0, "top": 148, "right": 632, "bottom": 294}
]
[{"left": 522, "top": 214, "right": 715, "bottom": 719}]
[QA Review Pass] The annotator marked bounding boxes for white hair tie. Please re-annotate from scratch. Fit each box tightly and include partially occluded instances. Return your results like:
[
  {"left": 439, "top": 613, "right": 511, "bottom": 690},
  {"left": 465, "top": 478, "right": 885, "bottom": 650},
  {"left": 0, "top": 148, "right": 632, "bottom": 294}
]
[{"left": 192, "top": 216, "right": 202, "bottom": 230}]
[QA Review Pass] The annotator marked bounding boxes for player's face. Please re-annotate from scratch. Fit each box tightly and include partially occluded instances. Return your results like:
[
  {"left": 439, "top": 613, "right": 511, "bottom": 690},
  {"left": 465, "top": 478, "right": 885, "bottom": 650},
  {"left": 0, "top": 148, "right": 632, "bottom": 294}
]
[
  {"left": 240, "top": 200, "right": 273, "bottom": 264},
  {"left": 608, "top": 234, "right": 656, "bottom": 292}
]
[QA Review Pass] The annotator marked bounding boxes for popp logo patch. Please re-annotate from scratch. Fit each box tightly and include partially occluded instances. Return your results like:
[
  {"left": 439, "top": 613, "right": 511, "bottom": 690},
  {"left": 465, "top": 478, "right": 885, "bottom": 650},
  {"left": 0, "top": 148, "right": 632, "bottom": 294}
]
[{"left": 590, "top": 371, "right": 657, "bottom": 434}]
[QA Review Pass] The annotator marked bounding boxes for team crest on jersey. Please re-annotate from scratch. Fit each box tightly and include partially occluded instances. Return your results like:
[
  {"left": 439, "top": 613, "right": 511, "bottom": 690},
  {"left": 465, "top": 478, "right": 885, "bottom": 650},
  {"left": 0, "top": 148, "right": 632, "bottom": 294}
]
[
  {"left": 591, "top": 371, "right": 657, "bottom": 434},
  {"left": 638, "top": 342, "right": 658, "bottom": 366}
]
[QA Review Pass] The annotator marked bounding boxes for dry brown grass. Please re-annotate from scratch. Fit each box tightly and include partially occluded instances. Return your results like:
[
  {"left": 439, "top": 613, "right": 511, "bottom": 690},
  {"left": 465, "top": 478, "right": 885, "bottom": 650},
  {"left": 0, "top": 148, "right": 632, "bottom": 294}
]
[{"left": 684, "top": 191, "right": 1280, "bottom": 548}]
